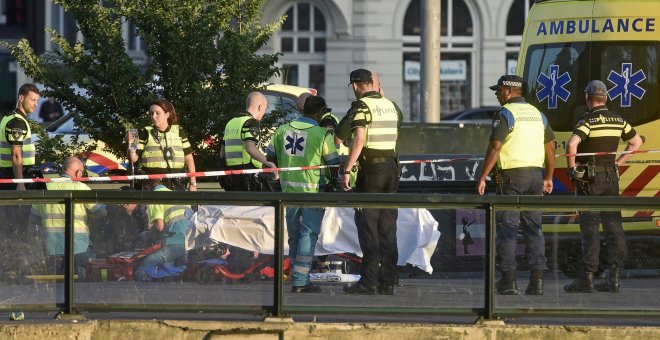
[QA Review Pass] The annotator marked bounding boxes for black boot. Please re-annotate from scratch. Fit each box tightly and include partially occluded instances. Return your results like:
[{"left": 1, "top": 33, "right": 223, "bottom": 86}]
[
  {"left": 564, "top": 271, "right": 595, "bottom": 293},
  {"left": 594, "top": 267, "right": 621, "bottom": 293},
  {"left": 525, "top": 270, "right": 544, "bottom": 295},
  {"left": 495, "top": 271, "right": 517, "bottom": 295}
]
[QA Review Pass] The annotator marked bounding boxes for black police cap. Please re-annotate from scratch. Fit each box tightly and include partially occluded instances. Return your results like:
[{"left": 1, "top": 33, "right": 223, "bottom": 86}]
[
  {"left": 348, "top": 69, "right": 372, "bottom": 86},
  {"left": 489, "top": 75, "right": 525, "bottom": 91}
]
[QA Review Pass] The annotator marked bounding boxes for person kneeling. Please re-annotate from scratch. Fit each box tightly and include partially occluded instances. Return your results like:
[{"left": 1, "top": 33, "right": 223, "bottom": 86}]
[{"left": 134, "top": 179, "right": 190, "bottom": 281}]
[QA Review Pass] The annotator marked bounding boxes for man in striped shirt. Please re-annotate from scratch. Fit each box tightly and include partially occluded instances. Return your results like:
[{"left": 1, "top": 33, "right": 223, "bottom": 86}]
[{"left": 564, "top": 80, "right": 643, "bottom": 294}]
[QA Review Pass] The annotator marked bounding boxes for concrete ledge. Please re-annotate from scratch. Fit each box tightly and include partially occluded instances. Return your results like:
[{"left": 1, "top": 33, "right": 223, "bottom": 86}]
[{"left": 1, "top": 320, "right": 660, "bottom": 339}]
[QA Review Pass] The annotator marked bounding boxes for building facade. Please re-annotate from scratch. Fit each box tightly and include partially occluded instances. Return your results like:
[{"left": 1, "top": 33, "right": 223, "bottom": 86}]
[
  {"left": 0, "top": 0, "right": 532, "bottom": 120},
  {"left": 260, "top": 0, "right": 533, "bottom": 120}
]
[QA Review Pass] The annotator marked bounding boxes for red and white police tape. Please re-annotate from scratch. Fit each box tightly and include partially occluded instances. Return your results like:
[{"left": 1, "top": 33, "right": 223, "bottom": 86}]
[{"left": 0, "top": 149, "right": 658, "bottom": 184}]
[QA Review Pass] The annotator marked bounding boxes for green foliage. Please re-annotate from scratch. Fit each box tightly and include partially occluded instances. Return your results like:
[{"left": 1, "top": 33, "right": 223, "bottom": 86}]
[
  {"left": 28, "top": 120, "right": 96, "bottom": 166},
  {"left": 1, "top": 0, "right": 281, "bottom": 171}
]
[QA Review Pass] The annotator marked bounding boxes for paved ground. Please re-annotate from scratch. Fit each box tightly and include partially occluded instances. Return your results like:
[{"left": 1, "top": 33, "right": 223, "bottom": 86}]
[{"left": 1, "top": 271, "right": 659, "bottom": 318}]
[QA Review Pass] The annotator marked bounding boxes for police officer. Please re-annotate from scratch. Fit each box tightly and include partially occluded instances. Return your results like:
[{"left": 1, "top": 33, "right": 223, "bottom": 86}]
[
  {"left": 340, "top": 69, "right": 403, "bottom": 295},
  {"left": 220, "top": 91, "right": 276, "bottom": 191},
  {"left": 129, "top": 98, "right": 197, "bottom": 191},
  {"left": 266, "top": 95, "right": 339, "bottom": 293},
  {"left": 31, "top": 157, "right": 106, "bottom": 280},
  {"left": 334, "top": 72, "right": 384, "bottom": 192},
  {"left": 220, "top": 92, "right": 277, "bottom": 276},
  {"left": 564, "top": 80, "right": 643, "bottom": 293},
  {"left": 0, "top": 83, "right": 40, "bottom": 282},
  {"left": 0, "top": 83, "right": 39, "bottom": 191},
  {"left": 477, "top": 75, "right": 555, "bottom": 296}
]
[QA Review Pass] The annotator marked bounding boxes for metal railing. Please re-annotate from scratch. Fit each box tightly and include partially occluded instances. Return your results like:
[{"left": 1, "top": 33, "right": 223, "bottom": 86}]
[{"left": 1, "top": 190, "right": 659, "bottom": 319}]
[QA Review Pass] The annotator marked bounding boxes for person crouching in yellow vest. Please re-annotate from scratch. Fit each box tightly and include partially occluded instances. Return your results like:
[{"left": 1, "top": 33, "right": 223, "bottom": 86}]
[
  {"left": 267, "top": 95, "right": 339, "bottom": 293},
  {"left": 30, "top": 157, "right": 106, "bottom": 280},
  {"left": 134, "top": 178, "right": 191, "bottom": 281}
]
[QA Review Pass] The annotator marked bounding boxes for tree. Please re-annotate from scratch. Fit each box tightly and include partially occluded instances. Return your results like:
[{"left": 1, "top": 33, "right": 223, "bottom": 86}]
[{"left": 2, "top": 0, "right": 282, "bottom": 171}]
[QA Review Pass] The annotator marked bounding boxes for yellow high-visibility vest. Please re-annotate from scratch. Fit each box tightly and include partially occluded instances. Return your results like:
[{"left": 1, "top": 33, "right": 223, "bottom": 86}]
[
  {"left": 498, "top": 102, "right": 546, "bottom": 169},
  {"left": 0, "top": 112, "right": 35, "bottom": 167}
]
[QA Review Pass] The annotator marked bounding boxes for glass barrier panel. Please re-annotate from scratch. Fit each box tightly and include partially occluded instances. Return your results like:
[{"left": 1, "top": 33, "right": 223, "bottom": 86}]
[
  {"left": 0, "top": 203, "right": 62, "bottom": 308},
  {"left": 283, "top": 206, "right": 486, "bottom": 310},
  {"left": 494, "top": 207, "right": 660, "bottom": 311},
  {"left": 74, "top": 202, "right": 274, "bottom": 308}
]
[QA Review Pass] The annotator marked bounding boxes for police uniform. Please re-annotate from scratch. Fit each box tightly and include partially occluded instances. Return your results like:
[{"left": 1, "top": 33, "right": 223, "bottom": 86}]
[
  {"left": 0, "top": 109, "right": 35, "bottom": 190},
  {"left": 266, "top": 111, "right": 339, "bottom": 291},
  {"left": 0, "top": 109, "right": 37, "bottom": 280},
  {"left": 349, "top": 90, "right": 403, "bottom": 293},
  {"left": 490, "top": 96, "right": 554, "bottom": 287},
  {"left": 572, "top": 105, "right": 635, "bottom": 275},
  {"left": 136, "top": 124, "right": 193, "bottom": 191},
  {"left": 221, "top": 112, "right": 263, "bottom": 191},
  {"left": 134, "top": 184, "right": 189, "bottom": 281}
]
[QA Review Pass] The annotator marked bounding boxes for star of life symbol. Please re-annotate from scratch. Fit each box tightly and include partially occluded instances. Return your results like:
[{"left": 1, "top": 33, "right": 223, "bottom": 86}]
[
  {"left": 536, "top": 64, "right": 571, "bottom": 109},
  {"left": 284, "top": 130, "right": 306, "bottom": 156},
  {"left": 607, "top": 63, "right": 646, "bottom": 107}
]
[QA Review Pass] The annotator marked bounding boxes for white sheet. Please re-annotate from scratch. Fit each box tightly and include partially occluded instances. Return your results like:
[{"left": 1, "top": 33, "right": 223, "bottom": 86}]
[{"left": 188, "top": 206, "right": 440, "bottom": 274}]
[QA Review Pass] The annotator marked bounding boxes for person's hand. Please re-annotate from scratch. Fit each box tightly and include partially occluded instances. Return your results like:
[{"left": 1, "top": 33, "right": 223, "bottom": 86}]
[
  {"left": 543, "top": 179, "right": 553, "bottom": 194},
  {"left": 264, "top": 161, "right": 279, "bottom": 180},
  {"left": 476, "top": 180, "right": 486, "bottom": 196},
  {"left": 341, "top": 173, "right": 351, "bottom": 191}
]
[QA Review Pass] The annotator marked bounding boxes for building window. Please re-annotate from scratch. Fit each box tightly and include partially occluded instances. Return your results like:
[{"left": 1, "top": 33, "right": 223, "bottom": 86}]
[
  {"left": 1, "top": 0, "right": 26, "bottom": 27},
  {"left": 309, "top": 64, "right": 325, "bottom": 96},
  {"left": 277, "top": 2, "right": 326, "bottom": 95},
  {"left": 280, "top": 2, "right": 326, "bottom": 54},
  {"left": 505, "top": 0, "right": 533, "bottom": 73},
  {"left": 402, "top": 0, "right": 475, "bottom": 121},
  {"left": 128, "top": 21, "right": 146, "bottom": 52},
  {"left": 282, "top": 64, "right": 299, "bottom": 86},
  {"left": 49, "top": 4, "right": 78, "bottom": 48}
]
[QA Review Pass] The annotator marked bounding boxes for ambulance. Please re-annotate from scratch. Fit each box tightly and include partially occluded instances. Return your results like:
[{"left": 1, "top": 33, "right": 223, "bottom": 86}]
[{"left": 516, "top": 0, "right": 659, "bottom": 275}]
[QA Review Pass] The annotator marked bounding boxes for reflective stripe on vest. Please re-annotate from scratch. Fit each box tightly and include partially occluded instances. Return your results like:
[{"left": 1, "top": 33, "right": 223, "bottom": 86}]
[
  {"left": 38, "top": 182, "right": 92, "bottom": 234},
  {"left": 360, "top": 97, "right": 398, "bottom": 150},
  {"left": 0, "top": 113, "right": 35, "bottom": 167},
  {"left": 155, "top": 186, "right": 188, "bottom": 225},
  {"left": 141, "top": 126, "right": 185, "bottom": 170},
  {"left": 273, "top": 120, "right": 334, "bottom": 193},
  {"left": 498, "top": 103, "right": 546, "bottom": 169},
  {"left": 224, "top": 115, "right": 262, "bottom": 168}
]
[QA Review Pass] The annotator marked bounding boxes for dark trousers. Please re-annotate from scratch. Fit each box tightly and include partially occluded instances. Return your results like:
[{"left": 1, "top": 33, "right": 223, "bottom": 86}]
[
  {"left": 219, "top": 164, "right": 262, "bottom": 192},
  {"left": 576, "top": 170, "right": 627, "bottom": 272},
  {"left": 353, "top": 159, "right": 399, "bottom": 287},
  {"left": 0, "top": 167, "right": 19, "bottom": 191},
  {"left": 496, "top": 167, "right": 546, "bottom": 272}
]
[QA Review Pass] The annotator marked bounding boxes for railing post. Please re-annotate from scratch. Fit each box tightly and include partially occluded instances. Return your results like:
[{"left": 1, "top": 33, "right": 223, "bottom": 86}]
[
  {"left": 269, "top": 200, "right": 287, "bottom": 319},
  {"left": 57, "top": 192, "right": 84, "bottom": 320},
  {"left": 64, "top": 194, "right": 75, "bottom": 315},
  {"left": 484, "top": 203, "right": 496, "bottom": 320}
]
